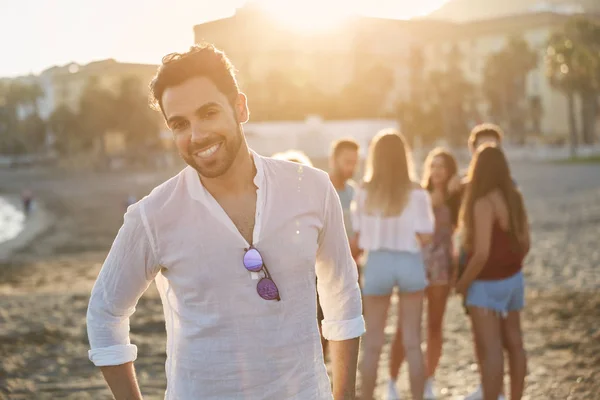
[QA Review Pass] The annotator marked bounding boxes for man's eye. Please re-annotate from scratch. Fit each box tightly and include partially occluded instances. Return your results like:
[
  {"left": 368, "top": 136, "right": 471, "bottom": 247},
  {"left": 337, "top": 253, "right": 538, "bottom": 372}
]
[{"left": 173, "top": 120, "right": 189, "bottom": 131}]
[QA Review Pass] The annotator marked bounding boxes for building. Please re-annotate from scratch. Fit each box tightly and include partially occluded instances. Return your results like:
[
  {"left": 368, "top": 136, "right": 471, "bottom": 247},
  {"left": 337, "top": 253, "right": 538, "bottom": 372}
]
[
  {"left": 420, "top": 11, "right": 600, "bottom": 141},
  {"left": 193, "top": 5, "right": 599, "bottom": 141},
  {"left": 193, "top": 4, "right": 453, "bottom": 115},
  {"left": 36, "top": 59, "right": 159, "bottom": 119}
]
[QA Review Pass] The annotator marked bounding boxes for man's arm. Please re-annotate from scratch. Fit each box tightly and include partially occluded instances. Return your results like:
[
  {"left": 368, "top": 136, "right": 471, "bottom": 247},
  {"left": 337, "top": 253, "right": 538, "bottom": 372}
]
[
  {"left": 87, "top": 203, "right": 160, "bottom": 399},
  {"left": 316, "top": 178, "right": 365, "bottom": 400},
  {"left": 100, "top": 362, "right": 143, "bottom": 400},
  {"left": 329, "top": 338, "right": 360, "bottom": 399}
]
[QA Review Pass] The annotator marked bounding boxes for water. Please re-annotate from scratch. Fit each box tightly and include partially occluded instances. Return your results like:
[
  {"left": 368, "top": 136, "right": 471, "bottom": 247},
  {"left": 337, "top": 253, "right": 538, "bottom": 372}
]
[{"left": 0, "top": 196, "right": 25, "bottom": 244}]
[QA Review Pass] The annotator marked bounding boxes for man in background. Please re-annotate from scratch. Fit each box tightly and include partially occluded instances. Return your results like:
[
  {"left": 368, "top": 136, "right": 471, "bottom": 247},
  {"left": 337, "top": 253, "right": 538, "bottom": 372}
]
[
  {"left": 328, "top": 139, "right": 361, "bottom": 259},
  {"left": 448, "top": 123, "right": 505, "bottom": 206}
]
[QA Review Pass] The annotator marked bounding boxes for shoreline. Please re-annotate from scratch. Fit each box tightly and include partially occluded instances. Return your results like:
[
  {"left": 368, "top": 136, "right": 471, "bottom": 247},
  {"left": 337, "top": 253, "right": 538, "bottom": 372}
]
[{"left": 0, "top": 194, "right": 53, "bottom": 262}]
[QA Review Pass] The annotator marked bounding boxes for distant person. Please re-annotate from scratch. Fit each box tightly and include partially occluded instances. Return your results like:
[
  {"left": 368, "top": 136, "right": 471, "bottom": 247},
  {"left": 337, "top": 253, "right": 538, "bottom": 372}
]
[
  {"left": 86, "top": 44, "right": 364, "bottom": 400},
  {"left": 352, "top": 130, "right": 434, "bottom": 400},
  {"left": 448, "top": 123, "right": 506, "bottom": 197},
  {"left": 21, "top": 190, "right": 33, "bottom": 216},
  {"left": 387, "top": 148, "right": 460, "bottom": 400},
  {"left": 455, "top": 145, "right": 530, "bottom": 400},
  {"left": 450, "top": 123, "right": 510, "bottom": 400},
  {"left": 271, "top": 149, "right": 313, "bottom": 166},
  {"left": 329, "top": 139, "right": 360, "bottom": 250},
  {"left": 327, "top": 138, "right": 362, "bottom": 357}
]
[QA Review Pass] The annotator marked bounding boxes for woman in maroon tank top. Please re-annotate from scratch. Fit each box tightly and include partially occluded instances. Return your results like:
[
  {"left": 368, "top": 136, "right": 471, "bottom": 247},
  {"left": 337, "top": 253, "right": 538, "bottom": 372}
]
[{"left": 455, "top": 145, "right": 530, "bottom": 400}]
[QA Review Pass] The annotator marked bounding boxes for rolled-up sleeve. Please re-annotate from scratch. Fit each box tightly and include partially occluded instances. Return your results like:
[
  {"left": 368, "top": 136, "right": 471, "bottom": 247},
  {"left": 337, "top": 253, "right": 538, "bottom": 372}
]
[
  {"left": 316, "top": 180, "right": 365, "bottom": 341},
  {"left": 414, "top": 189, "right": 435, "bottom": 234},
  {"left": 86, "top": 202, "right": 160, "bottom": 366}
]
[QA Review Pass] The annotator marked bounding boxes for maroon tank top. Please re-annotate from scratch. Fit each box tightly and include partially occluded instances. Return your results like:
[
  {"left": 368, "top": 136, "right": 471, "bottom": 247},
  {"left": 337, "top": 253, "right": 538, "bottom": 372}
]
[{"left": 470, "top": 222, "right": 524, "bottom": 281}]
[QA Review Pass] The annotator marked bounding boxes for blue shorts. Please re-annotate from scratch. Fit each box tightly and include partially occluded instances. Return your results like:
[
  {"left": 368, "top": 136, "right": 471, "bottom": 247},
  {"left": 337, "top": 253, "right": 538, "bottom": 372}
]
[
  {"left": 362, "top": 250, "right": 428, "bottom": 296},
  {"left": 466, "top": 271, "right": 525, "bottom": 315}
]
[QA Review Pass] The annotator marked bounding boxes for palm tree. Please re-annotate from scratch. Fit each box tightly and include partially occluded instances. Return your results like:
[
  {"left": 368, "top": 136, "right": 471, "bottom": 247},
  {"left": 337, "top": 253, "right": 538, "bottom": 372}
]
[
  {"left": 426, "top": 45, "right": 474, "bottom": 144},
  {"left": 546, "top": 18, "right": 600, "bottom": 154},
  {"left": 482, "top": 36, "right": 538, "bottom": 143}
]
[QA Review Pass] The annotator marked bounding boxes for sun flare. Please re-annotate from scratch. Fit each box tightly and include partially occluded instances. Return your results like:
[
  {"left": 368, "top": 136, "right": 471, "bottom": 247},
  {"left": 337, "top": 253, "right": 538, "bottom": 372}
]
[{"left": 255, "top": 0, "right": 356, "bottom": 32}]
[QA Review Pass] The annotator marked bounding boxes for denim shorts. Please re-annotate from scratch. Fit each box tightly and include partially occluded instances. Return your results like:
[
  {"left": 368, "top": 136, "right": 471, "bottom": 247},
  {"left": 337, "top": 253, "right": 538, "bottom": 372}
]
[
  {"left": 362, "top": 250, "right": 428, "bottom": 296},
  {"left": 466, "top": 271, "right": 525, "bottom": 316}
]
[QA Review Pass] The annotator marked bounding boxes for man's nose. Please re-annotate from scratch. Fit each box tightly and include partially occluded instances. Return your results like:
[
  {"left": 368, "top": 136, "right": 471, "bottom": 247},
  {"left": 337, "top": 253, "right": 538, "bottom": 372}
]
[{"left": 190, "top": 123, "right": 208, "bottom": 142}]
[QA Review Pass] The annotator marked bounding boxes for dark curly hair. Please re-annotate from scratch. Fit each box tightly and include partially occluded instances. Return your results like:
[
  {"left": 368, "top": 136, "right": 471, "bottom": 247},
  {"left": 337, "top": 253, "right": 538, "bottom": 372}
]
[
  {"left": 468, "top": 123, "right": 504, "bottom": 152},
  {"left": 149, "top": 43, "right": 240, "bottom": 116}
]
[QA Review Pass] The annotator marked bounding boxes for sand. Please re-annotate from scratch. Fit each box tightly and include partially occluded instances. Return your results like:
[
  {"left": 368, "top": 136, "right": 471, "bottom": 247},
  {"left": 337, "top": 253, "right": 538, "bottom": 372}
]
[{"left": 0, "top": 161, "right": 599, "bottom": 399}]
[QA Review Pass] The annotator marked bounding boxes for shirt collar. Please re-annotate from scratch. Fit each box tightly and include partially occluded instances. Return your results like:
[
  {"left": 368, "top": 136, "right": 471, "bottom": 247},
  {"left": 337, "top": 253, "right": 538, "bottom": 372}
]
[{"left": 185, "top": 150, "right": 265, "bottom": 205}]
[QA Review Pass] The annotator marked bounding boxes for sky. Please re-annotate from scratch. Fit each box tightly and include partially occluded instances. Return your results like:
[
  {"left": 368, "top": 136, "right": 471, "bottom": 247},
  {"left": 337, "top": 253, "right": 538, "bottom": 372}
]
[{"left": 0, "top": 0, "right": 448, "bottom": 78}]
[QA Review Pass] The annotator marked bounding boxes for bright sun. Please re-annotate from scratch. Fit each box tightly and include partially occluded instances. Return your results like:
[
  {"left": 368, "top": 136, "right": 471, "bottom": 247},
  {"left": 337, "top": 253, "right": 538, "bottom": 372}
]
[{"left": 255, "top": 0, "right": 357, "bottom": 32}]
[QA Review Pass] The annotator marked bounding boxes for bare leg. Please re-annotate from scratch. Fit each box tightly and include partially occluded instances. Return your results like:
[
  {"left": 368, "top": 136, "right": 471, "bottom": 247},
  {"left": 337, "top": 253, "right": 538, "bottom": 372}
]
[
  {"left": 471, "top": 314, "right": 507, "bottom": 396},
  {"left": 388, "top": 292, "right": 405, "bottom": 381},
  {"left": 425, "top": 284, "right": 450, "bottom": 378},
  {"left": 501, "top": 311, "right": 527, "bottom": 400},
  {"left": 359, "top": 294, "right": 392, "bottom": 400},
  {"left": 399, "top": 290, "right": 426, "bottom": 400},
  {"left": 469, "top": 306, "right": 504, "bottom": 400}
]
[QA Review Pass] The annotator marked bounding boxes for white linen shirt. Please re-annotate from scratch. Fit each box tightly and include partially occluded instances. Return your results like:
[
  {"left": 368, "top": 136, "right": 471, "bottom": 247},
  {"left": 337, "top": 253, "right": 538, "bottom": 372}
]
[
  {"left": 86, "top": 152, "right": 365, "bottom": 400},
  {"left": 351, "top": 187, "right": 435, "bottom": 252}
]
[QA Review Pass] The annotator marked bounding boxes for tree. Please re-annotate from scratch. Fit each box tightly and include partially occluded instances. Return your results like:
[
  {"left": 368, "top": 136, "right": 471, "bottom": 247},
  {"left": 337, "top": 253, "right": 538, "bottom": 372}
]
[
  {"left": 0, "top": 80, "right": 46, "bottom": 154},
  {"left": 78, "top": 77, "right": 118, "bottom": 161},
  {"left": 340, "top": 63, "right": 394, "bottom": 119},
  {"left": 48, "top": 105, "right": 79, "bottom": 155},
  {"left": 423, "top": 45, "right": 475, "bottom": 145},
  {"left": 546, "top": 18, "right": 600, "bottom": 153},
  {"left": 482, "top": 36, "right": 538, "bottom": 143},
  {"left": 395, "top": 45, "right": 477, "bottom": 146},
  {"left": 19, "top": 114, "right": 46, "bottom": 152},
  {"left": 114, "top": 76, "right": 161, "bottom": 153}
]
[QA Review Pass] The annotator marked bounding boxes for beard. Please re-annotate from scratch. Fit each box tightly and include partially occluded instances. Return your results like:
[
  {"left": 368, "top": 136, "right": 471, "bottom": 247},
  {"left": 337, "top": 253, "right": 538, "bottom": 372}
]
[{"left": 181, "top": 124, "right": 244, "bottom": 179}]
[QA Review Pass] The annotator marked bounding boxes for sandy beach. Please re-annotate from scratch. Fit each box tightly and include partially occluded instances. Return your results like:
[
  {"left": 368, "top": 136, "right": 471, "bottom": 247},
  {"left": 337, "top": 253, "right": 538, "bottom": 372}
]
[{"left": 0, "top": 160, "right": 599, "bottom": 399}]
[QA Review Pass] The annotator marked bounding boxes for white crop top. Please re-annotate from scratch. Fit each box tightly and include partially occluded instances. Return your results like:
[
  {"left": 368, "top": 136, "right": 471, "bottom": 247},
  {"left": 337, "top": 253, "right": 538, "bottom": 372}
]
[{"left": 351, "top": 187, "right": 435, "bottom": 253}]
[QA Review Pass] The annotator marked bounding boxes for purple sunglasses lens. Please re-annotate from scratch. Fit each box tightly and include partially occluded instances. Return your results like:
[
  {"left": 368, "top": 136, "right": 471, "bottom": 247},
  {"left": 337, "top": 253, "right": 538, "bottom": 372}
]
[
  {"left": 257, "top": 278, "right": 279, "bottom": 300},
  {"left": 243, "top": 248, "right": 263, "bottom": 272}
]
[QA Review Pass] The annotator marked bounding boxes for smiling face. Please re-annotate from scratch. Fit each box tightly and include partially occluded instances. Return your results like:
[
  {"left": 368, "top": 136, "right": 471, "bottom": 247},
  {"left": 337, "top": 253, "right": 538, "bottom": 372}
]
[{"left": 162, "top": 76, "right": 248, "bottom": 179}]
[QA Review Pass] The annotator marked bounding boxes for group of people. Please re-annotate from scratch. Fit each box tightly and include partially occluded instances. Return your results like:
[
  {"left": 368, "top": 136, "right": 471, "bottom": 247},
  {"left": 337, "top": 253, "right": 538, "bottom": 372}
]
[
  {"left": 273, "top": 122, "right": 529, "bottom": 400},
  {"left": 86, "top": 43, "right": 529, "bottom": 400}
]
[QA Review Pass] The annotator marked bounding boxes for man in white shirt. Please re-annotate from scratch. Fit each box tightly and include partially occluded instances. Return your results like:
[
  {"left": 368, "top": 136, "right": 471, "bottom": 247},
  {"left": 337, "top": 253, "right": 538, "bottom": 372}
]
[{"left": 86, "top": 43, "right": 365, "bottom": 400}]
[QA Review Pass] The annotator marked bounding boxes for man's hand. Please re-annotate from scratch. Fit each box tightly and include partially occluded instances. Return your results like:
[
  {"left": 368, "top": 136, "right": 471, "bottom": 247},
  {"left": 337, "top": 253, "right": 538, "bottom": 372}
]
[{"left": 329, "top": 338, "right": 360, "bottom": 400}]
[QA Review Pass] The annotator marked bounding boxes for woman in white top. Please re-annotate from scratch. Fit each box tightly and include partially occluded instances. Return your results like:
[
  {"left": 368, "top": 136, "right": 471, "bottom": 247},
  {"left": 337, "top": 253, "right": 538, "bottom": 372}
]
[{"left": 352, "top": 130, "right": 434, "bottom": 400}]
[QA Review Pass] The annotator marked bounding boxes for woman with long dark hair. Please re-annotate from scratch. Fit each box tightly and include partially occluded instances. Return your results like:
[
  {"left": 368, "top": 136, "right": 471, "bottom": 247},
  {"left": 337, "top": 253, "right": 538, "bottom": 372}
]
[
  {"left": 352, "top": 130, "right": 434, "bottom": 400},
  {"left": 387, "top": 148, "right": 459, "bottom": 399},
  {"left": 455, "top": 145, "right": 530, "bottom": 400}
]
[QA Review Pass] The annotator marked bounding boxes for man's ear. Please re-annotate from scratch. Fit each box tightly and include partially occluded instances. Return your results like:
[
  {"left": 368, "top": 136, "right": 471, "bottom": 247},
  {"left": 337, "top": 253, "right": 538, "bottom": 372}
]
[{"left": 235, "top": 93, "right": 249, "bottom": 124}]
